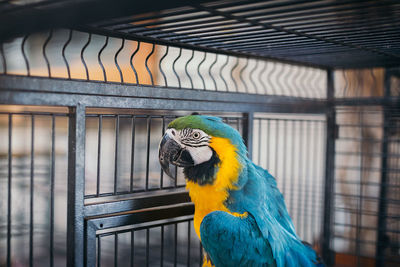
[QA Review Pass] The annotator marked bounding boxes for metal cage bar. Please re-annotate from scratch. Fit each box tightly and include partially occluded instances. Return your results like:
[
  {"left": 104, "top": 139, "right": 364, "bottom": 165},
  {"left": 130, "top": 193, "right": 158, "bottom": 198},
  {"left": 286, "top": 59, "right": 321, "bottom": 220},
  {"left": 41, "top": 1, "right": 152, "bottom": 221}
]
[
  {"left": 322, "top": 69, "right": 336, "bottom": 266},
  {"left": 67, "top": 104, "right": 86, "bottom": 266},
  {"left": 375, "top": 69, "right": 392, "bottom": 267}
]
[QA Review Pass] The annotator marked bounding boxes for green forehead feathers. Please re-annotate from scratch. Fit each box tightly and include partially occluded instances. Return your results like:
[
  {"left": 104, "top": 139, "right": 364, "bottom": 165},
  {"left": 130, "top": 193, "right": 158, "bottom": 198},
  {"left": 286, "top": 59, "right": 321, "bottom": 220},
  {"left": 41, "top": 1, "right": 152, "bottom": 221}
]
[
  {"left": 168, "top": 115, "right": 234, "bottom": 140},
  {"left": 169, "top": 115, "right": 210, "bottom": 130},
  {"left": 168, "top": 115, "right": 247, "bottom": 153}
]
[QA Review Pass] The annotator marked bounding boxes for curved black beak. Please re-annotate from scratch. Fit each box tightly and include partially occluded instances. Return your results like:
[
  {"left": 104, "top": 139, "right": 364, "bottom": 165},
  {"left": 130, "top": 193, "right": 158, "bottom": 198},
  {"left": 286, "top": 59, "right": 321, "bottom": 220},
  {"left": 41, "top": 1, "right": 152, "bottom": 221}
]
[{"left": 159, "top": 132, "right": 195, "bottom": 179}]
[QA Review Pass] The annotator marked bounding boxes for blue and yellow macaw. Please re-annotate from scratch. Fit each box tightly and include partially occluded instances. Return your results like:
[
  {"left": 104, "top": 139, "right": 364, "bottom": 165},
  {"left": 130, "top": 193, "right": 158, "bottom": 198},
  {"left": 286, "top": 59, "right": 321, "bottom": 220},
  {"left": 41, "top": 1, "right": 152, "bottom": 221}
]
[{"left": 159, "top": 115, "right": 323, "bottom": 267}]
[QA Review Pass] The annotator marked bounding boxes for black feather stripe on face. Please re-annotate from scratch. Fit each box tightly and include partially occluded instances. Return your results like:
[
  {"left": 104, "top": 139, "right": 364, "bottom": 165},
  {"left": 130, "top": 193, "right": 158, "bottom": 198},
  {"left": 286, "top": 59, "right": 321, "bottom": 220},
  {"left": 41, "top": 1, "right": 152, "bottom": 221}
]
[
  {"left": 180, "top": 128, "right": 210, "bottom": 147},
  {"left": 182, "top": 141, "right": 209, "bottom": 147},
  {"left": 183, "top": 149, "right": 220, "bottom": 185}
]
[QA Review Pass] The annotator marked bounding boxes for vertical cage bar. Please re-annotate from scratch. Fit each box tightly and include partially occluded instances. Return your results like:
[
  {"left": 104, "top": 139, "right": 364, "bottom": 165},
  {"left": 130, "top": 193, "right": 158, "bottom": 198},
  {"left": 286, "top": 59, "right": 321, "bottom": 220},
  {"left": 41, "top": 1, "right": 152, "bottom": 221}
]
[
  {"left": 114, "top": 234, "right": 118, "bottom": 267},
  {"left": 174, "top": 160, "right": 178, "bottom": 186},
  {"left": 281, "top": 120, "right": 287, "bottom": 197},
  {"left": 130, "top": 116, "right": 136, "bottom": 192},
  {"left": 131, "top": 231, "right": 134, "bottom": 267},
  {"left": 199, "top": 243, "right": 203, "bottom": 267},
  {"left": 257, "top": 119, "right": 261, "bottom": 165},
  {"left": 267, "top": 119, "right": 271, "bottom": 169},
  {"left": 320, "top": 120, "right": 327, "bottom": 248},
  {"left": 375, "top": 69, "right": 391, "bottom": 267},
  {"left": 160, "top": 117, "right": 166, "bottom": 189},
  {"left": 146, "top": 229, "right": 149, "bottom": 267},
  {"left": 303, "top": 120, "right": 310, "bottom": 241},
  {"left": 97, "top": 237, "right": 101, "bottom": 267},
  {"left": 187, "top": 221, "right": 191, "bottom": 267},
  {"left": 289, "top": 120, "right": 296, "bottom": 214},
  {"left": 7, "top": 114, "right": 12, "bottom": 267},
  {"left": 96, "top": 115, "right": 102, "bottom": 197},
  {"left": 243, "top": 112, "right": 253, "bottom": 159},
  {"left": 146, "top": 116, "right": 151, "bottom": 190},
  {"left": 50, "top": 115, "right": 55, "bottom": 267},
  {"left": 310, "top": 121, "right": 318, "bottom": 242},
  {"left": 356, "top": 110, "right": 364, "bottom": 267},
  {"left": 174, "top": 223, "right": 178, "bottom": 267},
  {"left": 296, "top": 120, "right": 303, "bottom": 230},
  {"left": 274, "top": 120, "right": 279, "bottom": 178},
  {"left": 114, "top": 115, "right": 120, "bottom": 194},
  {"left": 67, "top": 104, "right": 86, "bottom": 267},
  {"left": 160, "top": 225, "right": 164, "bottom": 267},
  {"left": 322, "top": 69, "right": 336, "bottom": 266},
  {"left": 1, "top": 42, "right": 7, "bottom": 74},
  {"left": 29, "top": 115, "right": 35, "bottom": 267},
  {"left": 85, "top": 221, "right": 97, "bottom": 267}
]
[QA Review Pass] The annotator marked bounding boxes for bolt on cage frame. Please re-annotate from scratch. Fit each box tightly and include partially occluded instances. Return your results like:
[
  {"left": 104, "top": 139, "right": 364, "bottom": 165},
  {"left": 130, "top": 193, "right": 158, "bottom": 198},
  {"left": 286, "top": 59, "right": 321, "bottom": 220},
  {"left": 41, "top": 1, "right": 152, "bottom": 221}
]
[{"left": 0, "top": 1, "right": 399, "bottom": 267}]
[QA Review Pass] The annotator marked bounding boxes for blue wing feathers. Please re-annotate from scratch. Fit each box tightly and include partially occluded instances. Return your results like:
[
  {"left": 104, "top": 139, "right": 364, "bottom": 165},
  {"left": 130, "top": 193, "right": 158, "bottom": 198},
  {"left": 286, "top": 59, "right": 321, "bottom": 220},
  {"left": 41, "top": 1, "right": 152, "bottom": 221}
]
[
  {"left": 200, "top": 211, "right": 276, "bottom": 267},
  {"left": 216, "top": 159, "right": 321, "bottom": 267}
]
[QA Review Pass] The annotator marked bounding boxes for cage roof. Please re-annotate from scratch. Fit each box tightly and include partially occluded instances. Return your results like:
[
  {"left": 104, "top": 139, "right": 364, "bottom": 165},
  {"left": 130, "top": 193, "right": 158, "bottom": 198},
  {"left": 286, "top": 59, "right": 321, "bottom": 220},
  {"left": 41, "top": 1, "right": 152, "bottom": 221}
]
[{"left": 1, "top": 0, "right": 399, "bottom": 69}]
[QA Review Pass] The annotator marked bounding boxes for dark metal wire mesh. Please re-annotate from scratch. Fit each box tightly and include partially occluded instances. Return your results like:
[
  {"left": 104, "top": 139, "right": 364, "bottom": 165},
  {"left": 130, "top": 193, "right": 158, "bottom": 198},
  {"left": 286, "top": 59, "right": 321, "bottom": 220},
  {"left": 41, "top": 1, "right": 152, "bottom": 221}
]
[
  {"left": 333, "top": 106, "right": 400, "bottom": 266},
  {"left": 2, "top": 0, "right": 399, "bottom": 68},
  {"left": 252, "top": 114, "right": 326, "bottom": 246},
  {"left": 0, "top": 109, "right": 69, "bottom": 267},
  {"left": 0, "top": 108, "right": 245, "bottom": 266},
  {"left": 96, "top": 217, "right": 202, "bottom": 267},
  {"left": 0, "top": 30, "right": 326, "bottom": 98}
]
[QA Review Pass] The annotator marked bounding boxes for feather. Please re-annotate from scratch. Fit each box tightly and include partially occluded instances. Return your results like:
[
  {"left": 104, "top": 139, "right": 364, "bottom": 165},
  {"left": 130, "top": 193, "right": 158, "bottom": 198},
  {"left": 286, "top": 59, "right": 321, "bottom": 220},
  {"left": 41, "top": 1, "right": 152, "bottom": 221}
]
[{"left": 200, "top": 211, "right": 276, "bottom": 267}]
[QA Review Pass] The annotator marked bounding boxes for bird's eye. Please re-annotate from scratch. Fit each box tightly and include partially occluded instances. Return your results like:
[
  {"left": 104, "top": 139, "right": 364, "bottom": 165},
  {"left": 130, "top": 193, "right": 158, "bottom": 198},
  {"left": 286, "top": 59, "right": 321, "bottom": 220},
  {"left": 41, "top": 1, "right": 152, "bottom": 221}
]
[{"left": 193, "top": 132, "right": 201, "bottom": 139}]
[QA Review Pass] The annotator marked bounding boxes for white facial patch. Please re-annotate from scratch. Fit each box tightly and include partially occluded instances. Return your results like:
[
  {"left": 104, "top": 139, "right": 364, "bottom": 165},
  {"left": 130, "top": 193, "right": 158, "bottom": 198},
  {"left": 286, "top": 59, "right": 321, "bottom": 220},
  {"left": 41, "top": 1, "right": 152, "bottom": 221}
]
[
  {"left": 164, "top": 128, "right": 213, "bottom": 165},
  {"left": 185, "top": 145, "right": 213, "bottom": 165}
]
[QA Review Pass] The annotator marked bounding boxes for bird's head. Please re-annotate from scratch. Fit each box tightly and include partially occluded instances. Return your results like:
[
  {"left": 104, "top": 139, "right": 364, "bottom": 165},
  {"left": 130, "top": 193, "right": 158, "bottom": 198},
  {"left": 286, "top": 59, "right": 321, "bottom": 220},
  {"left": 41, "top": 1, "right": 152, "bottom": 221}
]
[{"left": 159, "top": 114, "right": 247, "bottom": 185}]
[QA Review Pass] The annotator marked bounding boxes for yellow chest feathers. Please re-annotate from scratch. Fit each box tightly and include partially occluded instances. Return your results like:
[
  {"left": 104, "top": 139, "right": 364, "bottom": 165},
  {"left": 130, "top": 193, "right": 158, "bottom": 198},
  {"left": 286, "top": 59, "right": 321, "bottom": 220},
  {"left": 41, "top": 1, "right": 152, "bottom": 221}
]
[{"left": 185, "top": 136, "right": 243, "bottom": 239}]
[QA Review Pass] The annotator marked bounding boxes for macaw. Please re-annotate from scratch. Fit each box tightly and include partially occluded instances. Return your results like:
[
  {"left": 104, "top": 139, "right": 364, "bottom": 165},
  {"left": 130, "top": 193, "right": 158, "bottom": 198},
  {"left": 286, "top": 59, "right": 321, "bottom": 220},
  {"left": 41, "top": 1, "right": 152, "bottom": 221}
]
[{"left": 158, "top": 114, "right": 323, "bottom": 267}]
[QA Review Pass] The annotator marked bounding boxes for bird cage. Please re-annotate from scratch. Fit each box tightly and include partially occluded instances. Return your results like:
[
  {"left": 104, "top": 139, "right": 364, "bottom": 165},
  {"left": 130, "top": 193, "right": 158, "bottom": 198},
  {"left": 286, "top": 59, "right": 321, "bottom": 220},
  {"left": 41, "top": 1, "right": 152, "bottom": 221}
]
[{"left": 0, "top": 1, "right": 399, "bottom": 267}]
